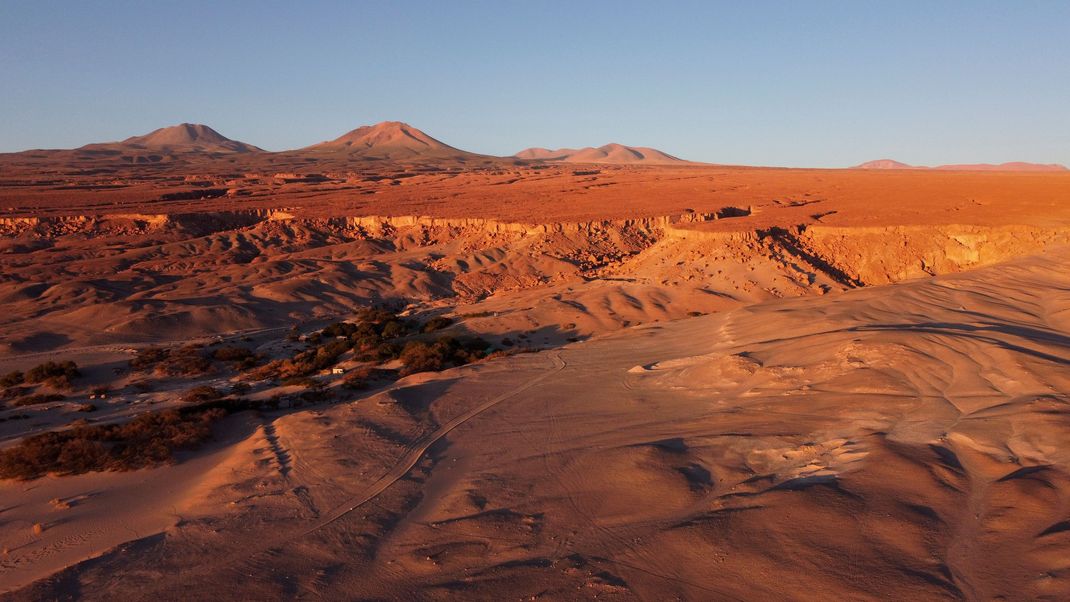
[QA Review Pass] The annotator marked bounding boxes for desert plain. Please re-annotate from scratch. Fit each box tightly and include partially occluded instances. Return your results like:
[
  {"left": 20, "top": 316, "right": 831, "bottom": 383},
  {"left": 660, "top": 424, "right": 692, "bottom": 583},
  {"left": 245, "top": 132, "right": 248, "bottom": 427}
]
[{"left": 1, "top": 122, "right": 1070, "bottom": 599}]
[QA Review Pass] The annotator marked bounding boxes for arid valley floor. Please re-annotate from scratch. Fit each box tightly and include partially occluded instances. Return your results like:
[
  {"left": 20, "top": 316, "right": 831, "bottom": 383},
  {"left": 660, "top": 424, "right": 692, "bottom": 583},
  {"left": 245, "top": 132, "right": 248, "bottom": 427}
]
[{"left": 2, "top": 123, "right": 1070, "bottom": 600}]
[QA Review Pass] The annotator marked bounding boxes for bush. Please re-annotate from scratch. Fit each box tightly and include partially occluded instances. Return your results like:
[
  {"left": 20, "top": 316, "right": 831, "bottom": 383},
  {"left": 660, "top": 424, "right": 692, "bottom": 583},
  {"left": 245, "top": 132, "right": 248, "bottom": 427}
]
[
  {"left": 422, "top": 316, "right": 453, "bottom": 333},
  {"left": 399, "top": 336, "right": 490, "bottom": 376},
  {"left": 399, "top": 341, "right": 448, "bottom": 375},
  {"left": 2, "top": 386, "right": 30, "bottom": 400},
  {"left": 11, "top": 393, "right": 65, "bottom": 407},
  {"left": 211, "top": 346, "right": 263, "bottom": 371},
  {"left": 0, "top": 371, "right": 24, "bottom": 388},
  {"left": 380, "top": 320, "right": 407, "bottom": 339},
  {"left": 0, "top": 406, "right": 227, "bottom": 480},
  {"left": 211, "top": 345, "right": 254, "bottom": 362},
  {"left": 280, "top": 376, "right": 320, "bottom": 388},
  {"left": 182, "top": 386, "right": 223, "bottom": 403},
  {"left": 299, "top": 388, "right": 332, "bottom": 403},
  {"left": 355, "top": 340, "right": 401, "bottom": 363},
  {"left": 458, "top": 311, "right": 495, "bottom": 319},
  {"left": 25, "top": 361, "right": 80, "bottom": 388},
  {"left": 485, "top": 346, "right": 543, "bottom": 360},
  {"left": 131, "top": 346, "right": 211, "bottom": 376},
  {"left": 130, "top": 347, "right": 169, "bottom": 370},
  {"left": 129, "top": 380, "right": 155, "bottom": 393},
  {"left": 342, "top": 365, "right": 376, "bottom": 389}
]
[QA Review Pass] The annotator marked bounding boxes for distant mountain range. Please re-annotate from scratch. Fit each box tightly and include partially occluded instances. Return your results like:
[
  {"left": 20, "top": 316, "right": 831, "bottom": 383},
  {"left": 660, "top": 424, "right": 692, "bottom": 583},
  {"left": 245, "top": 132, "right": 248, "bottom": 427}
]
[
  {"left": 3, "top": 121, "right": 690, "bottom": 166},
  {"left": 514, "top": 143, "right": 686, "bottom": 165},
  {"left": 5, "top": 123, "right": 1067, "bottom": 170},
  {"left": 854, "top": 159, "right": 1068, "bottom": 172}
]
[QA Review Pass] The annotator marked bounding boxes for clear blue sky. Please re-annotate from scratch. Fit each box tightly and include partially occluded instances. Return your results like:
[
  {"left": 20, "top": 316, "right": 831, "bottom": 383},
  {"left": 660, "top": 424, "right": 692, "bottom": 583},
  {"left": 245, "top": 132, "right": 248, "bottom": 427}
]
[{"left": 1, "top": 1, "right": 1068, "bottom": 167}]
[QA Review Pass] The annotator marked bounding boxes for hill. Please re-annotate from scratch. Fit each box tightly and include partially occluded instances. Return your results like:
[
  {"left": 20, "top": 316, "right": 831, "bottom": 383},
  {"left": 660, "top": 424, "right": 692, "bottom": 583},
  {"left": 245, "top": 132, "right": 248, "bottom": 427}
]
[
  {"left": 855, "top": 158, "right": 1067, "bottom": 172},
  {"left": 81, "top": 123, "right": 262, "bottom": 154},
  {"left": 303, "top": 121, "right": 488, "bottom": 161},
  {"left": 515, "top": 143, "right": 688, "bottom": 165}
]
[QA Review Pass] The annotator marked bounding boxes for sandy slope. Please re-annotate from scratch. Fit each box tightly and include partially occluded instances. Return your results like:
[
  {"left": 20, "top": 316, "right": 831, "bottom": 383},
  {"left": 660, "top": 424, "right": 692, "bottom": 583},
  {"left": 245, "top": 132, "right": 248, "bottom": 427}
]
[{"left": 6, "top": 247, "right": 1070, "bottom": 599}]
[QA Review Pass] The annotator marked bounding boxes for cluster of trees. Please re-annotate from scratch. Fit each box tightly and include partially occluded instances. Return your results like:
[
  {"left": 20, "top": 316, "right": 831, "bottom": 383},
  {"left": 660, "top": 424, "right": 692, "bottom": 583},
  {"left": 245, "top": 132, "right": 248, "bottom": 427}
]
[
  {"left": 253, "top": 309, "right": 483, "bottom": 381},
  {"left": 0, "top": 389, "right": 298, "bottom": 480},
  {"left": 130, "top": 345, "right": 211, "bottom": 375},
  {"left": 1, "top": 361, "right": 81, "bottom": 390},
  {"left": 398, "top": 337, "right": 489, "bottom": 376},
  {"left": 0, "top": 405, "right": 226, "bottom": 480},
  {"left": 130, "top": 344, "right": 263, "bottom": 376}
]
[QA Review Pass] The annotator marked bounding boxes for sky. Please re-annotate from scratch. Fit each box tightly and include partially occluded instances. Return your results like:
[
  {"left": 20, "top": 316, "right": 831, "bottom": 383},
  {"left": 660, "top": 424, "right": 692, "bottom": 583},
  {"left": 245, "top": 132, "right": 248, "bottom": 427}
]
[{"left": 1, "top": 1, "right": 1068, "bottom": 167}]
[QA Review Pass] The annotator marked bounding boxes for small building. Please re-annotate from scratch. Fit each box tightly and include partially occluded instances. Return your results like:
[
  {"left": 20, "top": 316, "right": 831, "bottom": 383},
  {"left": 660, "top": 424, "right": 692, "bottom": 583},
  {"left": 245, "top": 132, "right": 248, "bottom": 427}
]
[{"left": 331, "top": 367, "right": 346, "bottom": 375}]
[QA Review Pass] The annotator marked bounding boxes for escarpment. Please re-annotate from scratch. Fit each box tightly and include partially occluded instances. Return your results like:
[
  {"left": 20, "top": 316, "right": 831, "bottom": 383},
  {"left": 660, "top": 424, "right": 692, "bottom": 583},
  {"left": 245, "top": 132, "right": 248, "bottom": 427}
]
[
  {"left": 2, "top": 205, "right": 1068, "bottom": 353},
  {"left": 4, "top": 208, "right": 1068, "bottom": 287}
]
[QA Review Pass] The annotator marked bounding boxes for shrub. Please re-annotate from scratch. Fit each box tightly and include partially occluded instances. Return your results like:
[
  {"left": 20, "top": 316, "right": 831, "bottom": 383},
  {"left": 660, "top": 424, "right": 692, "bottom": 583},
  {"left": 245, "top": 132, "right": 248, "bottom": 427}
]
[
  {"left": 182, "top": 386, "right": 223, "bottom": 403},
  {"left": 131, "top": 346, "right": 211, "bottom": 376},
  {"left": 281, "top": 376, "right": 320, "bottom": 388},
  {"left": 248, "top": 359, "right": 285, "bottom": 381},
  {"left": 485, "top": 346, "right": 543, "bottom": 360},
  {"left": 0, "top": 406, "right": 227, "bottom": 480},
  {"left": 422, "top": 316, "right": 453, "bottom": 333},
  {"left": 399, "top": 336, "right": 490, "bottom": 376},
  {"left": 11, "top": 393, "right": 65, "bottom": 407},
  {"left": 380, "top": 320, "right": 407, "bottom": 339},
  {"left": 211, "top": 345, "right": 263, "bottom": 370},
  {"left": 0, "top": 371, "right": 24, "bottom": 388},
  {"left": 211, "top": 345, "right": 254, "bottom": 362},
  {"left": 2, "top": 386, "right": 30, "bottom": 400},
  {"left": 399, "top": 341, "right": 447, "bottom": 375},
  {"left": 299, "top": 388, "right": 332, "bottom": 403},
  {"left": 130, "top": 347, "right": 169, "bottom": 370},
  {"left": 355, "top": 340, "right": 401, "bottom": 363},
  {"left": 342, "top": 365, "right": 376, "bottom": 389},
  {"left": 25, "top": 361, "right": 80, "bottom": 388},
  {"left": 129, "top": 380, "right": 154, "bottom": 393},
  {"left": 458, "top": 311, "right": 495, "bottom": 319}
]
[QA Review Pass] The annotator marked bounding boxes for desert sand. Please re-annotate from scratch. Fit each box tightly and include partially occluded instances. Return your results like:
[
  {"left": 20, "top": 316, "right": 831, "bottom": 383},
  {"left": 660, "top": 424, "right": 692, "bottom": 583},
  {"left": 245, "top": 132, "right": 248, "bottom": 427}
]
[{"left": 2, "top": 122, "right": 1070, "bottom": 599}]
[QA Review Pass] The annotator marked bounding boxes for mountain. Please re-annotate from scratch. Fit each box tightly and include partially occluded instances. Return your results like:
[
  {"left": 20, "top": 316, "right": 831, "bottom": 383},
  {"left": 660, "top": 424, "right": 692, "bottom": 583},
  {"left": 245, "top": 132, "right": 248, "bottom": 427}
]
[
  {"left": 304, "top": 121, "right": 485, "bottom": 161},
  {"left": 515, "top": 147, "right": 571, "bottom": 161},
  {"left": 81, "top": 123, "right": 263, "bottom": 154},
  {"left": 515, "top": 143, "right": 687, "bottom": 165},
  {"left": 933, "top": 162, "right": 1068, "bottom": 172},
  {"left": 853, "top": 159, "right": 917, "bottom": 170},
  {"left": 854, "top": 159, "right": 1067, "bottom": 172}
]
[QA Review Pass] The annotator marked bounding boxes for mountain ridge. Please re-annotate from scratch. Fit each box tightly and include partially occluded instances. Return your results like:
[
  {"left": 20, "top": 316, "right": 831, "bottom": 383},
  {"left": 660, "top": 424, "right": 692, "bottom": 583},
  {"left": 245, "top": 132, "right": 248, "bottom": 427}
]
[{"left": 854, "top": 158, "right": 1067, "bottom": 172}]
